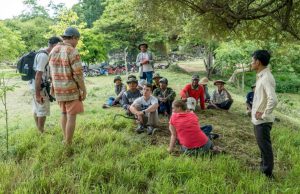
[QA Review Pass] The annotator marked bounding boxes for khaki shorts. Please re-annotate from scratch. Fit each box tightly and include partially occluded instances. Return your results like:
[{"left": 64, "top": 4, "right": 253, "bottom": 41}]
[
  {"left": 32, "top": 92, "right": 50, "bottom": 117},
  {"left": 58, "top": 100, "right": 84, "bottom": 115}
]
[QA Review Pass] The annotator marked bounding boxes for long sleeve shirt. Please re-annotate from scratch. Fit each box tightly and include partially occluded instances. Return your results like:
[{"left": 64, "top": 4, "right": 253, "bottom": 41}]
[{"left": 251, "top": 68, "right": 277, "bottom": 125}]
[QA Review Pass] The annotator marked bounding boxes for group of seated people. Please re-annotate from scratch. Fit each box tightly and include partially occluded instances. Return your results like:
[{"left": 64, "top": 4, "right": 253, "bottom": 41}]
[{"left": 103, "top": 73, "right": 235, "bottom": 155}]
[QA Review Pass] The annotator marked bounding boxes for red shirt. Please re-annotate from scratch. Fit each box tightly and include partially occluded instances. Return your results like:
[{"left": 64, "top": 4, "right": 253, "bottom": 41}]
[
  {"left": 180, "top": 84, "right": 206, "bottom": 109},
  {"left": 169, "top": 112, "right": 208, "bottom": 149}
]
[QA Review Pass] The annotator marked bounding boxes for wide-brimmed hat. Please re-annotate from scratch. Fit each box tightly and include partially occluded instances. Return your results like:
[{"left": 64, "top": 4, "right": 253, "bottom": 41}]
[
  {"left": 61, "top": 27, "right": 80, "bottom": 38},
  {"left": 138, "top": 43, "right": 148, "bottom": 50},
  {"left": 192, "top": 74, "right": 200, "bottom": 80},
  {"left": 159, "top": 78, "right": 168, "bottom": 85},
  {"left": 153, "top": 73, "right": 162, "bottom": 79},
  {"left": 126, "top": 78, "right": 138, "bottom": 84},
  {"left": 200, "top": 77, "right": 209, "bottom": 85},
  {"left": 214, "top": 80, "right": 226, "bottom": 85},
  {"left": 114, "top": 75, "right": 122, "bottom": 83},
  {"left": 187, "top": 97, "right": 196, "bottom": 111}
]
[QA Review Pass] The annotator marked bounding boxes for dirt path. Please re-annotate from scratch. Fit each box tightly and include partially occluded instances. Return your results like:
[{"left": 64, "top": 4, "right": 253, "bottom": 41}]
[{"left": 177, "top": 59, "right": 206, "bottom": 72}]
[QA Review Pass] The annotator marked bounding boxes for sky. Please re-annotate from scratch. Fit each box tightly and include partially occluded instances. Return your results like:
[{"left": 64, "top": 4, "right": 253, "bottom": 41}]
[{"left": 0, "top": 0, "right": 79, "bottom": 20}]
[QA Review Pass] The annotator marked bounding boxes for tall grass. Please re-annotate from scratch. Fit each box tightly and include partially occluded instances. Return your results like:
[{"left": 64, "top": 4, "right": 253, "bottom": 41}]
[{"left": 0, "top": 65, "right": 299, "bottom": 193}]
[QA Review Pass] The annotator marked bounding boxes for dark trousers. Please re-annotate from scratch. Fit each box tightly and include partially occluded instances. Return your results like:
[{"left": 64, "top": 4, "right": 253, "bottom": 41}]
[
  {"left": 216, "top": 99, "right": 233, "bottom": 110},
  {"left": 254, "top": 122, "right": 274, "bottom": 176},
  {"left": 158, "top": 100, "right": 173, "bottom": 115},
  {"left": 140, "top": 71, "right": 153, "bottom": 84}
]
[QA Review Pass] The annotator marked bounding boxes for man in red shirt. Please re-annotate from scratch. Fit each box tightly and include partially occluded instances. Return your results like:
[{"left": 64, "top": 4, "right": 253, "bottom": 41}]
[
  {"left": 180, "top": 74, "right": 205, "bottom": 110},
  {"left": 168, "top": 100, "right": 221, "bottom": 156}
]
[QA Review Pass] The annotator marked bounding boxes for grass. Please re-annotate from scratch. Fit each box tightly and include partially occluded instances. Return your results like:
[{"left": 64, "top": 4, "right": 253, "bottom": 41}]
[{"left": 0, "top": 62, "right": 300, "bottom": 193}]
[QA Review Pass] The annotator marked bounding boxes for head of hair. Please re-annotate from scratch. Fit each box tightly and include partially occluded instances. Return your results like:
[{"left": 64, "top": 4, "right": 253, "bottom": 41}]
[
  {"left": 172, "top": 100, "right": 187, "bottom": 111},
  {"left": 252, "top": 50, "right": 271, "bottom": 66},
  {"left": 145, "top": 83, "right": 153, "bottom": 91},
  {"left": 48, "top": 36, "right": 62, "bottom": 46}
]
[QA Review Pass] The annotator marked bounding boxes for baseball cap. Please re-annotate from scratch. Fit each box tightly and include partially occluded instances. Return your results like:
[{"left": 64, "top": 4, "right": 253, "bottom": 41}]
[
  {"left": 187, "top": 97, "right": 196, "bottom": 111},
  {"left": 62, "top": 27, "right": 80, "bottom": 38},
  {"left": 159, "top": 78, "right": 168, "bottom": 84},
  {"left": 192, "top": 74, "right": 200, "bottom": 80}
]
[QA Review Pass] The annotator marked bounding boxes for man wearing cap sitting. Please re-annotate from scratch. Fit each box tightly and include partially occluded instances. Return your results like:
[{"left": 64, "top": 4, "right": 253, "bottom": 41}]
[
  {"left": 130, "top": 83, "right": 159, "bottom": 135},
  {"left": 246, "top": 84, "right": 256, "bottom": 116},
  {"left": 199, "top": 77, "right": 211, "bottom": 102},
  {"left": 136, "top": 43, "right": 154, "bottom": 84},
  {"left": 180, "top": 74, "right": 206, "bottom": 110},
  {"left": 49, "top": 27, "right": 86, "bottom": 145},
  {"left": 152, "top": 73, "right": 162, "bottom": 91},
  {"left": 102, "top": 75, "right": 127, "bottom": 108},
  {"left": 153, "top": 78, "right": 176, "bottom": 116},
  {"left": 208, "top": 80, "right": 233, "bottom": 110},
  {"left": 122, "top": 78, "right": 142, "bottom": 115}
]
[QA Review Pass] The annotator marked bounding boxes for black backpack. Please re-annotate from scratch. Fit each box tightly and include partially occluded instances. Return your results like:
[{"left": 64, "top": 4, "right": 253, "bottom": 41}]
[{"left": 16, "top": 50, "right": 48, "bottom": 81}]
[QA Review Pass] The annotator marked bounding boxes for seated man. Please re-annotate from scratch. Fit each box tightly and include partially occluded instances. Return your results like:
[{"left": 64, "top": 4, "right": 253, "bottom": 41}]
[
  {"left": 168, "top": 100, "right": 221, "bottom": 156},
  {"left": 246, "top": 84, "right": 255, "bottom": 116},
  {"left": 103, "top": 75, "right": 127, "bottom": 108},
  {"left": 208, "top": 80, "right": 233, "bottom": 110},
  {"left": 129, "top": 83, "right": 159, "bottom": 135},
  {"left": 153, "top": 78, "right": 176, "bottom": 116},
  {"left": 126, "top": 74, "right": 137, "bottom": 90},
  {"left": 122, "top": 78, "right": 142, "bottom": 115},
  {"left": 200, "top": 77, "right": 211, "bottom": 102},
  {"left": 180, "top": 74, "right": 205, "bottom": 110},
  {"left": 152, "top": 73, "right": 162, "bottom": 91}
]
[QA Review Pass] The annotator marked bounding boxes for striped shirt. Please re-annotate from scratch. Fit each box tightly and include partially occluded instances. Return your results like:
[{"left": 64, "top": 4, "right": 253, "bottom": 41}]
[
  {"left": 49, "top": 42, "right": 84, "bottom": 102},
  {"left": 251, "top": 68, "right": 277, "bottom": 125}
]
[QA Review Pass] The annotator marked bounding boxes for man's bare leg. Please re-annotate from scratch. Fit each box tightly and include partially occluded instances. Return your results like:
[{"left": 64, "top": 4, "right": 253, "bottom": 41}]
[
  {"left": 61, "top": 113, "right": 67, "bottom": 140},
  {"left": 65, "top": 114, "right": 77, "bottom": 145}
]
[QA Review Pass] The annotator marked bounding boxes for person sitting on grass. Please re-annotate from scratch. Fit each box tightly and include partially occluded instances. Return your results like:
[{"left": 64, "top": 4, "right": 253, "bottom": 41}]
[
  {"left": 153, "top": 78, "right": 176, "bottom": 116},
  {"left": 207, "top": 80, "right": 233, "bottom": 110},
  {"left": 246, "top": 84, "right": 256, "bottom": 116},
  {"left": 122, "top": 78, "right": 142, "bottom": 115},
  {"left": 152, "top": 73, "right": 162, "bottom": 91},
  {"left": 180, "top": 74, "right": 206, "bottom": 111},
  {"left": 103, "top": 75, "right": 126, "bottom": 108},
  {"left": 199, "top": 77, "right": 211, "bottom": 102},
  {"left": 167, "top": 100, "right": 221, "bottom": 156},
  {"left": 126, "top": 74, "right": 137, "bottom": 90},
  {"left": 129, "top": 83, "right": 159, "bottom": 135}
]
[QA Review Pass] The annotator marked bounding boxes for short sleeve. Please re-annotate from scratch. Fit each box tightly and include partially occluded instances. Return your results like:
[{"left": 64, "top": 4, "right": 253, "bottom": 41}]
[{"left": 35, "top": 53, "right": 49, "bottom": 72}]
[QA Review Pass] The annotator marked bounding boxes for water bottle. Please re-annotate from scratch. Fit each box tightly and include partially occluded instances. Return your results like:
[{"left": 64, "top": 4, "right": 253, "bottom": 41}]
[{"left": 23, "top": 64, "right": 29, "bottom": 74}]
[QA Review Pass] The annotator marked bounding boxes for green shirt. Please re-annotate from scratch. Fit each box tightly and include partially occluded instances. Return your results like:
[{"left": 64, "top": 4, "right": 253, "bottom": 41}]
[{"left": 153, "top": 87, "right": 176, "bottom": 101}]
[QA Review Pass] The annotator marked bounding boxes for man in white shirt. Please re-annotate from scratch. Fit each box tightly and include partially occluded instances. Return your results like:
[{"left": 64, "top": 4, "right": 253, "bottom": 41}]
[
  {"left": 130, "top": 83, "right": 159, "bottom": 135},
  {"left": 251, "top": 50, "right": 277, "bottom": 178},
  {"left": 136, "top": 43, "right": 154, "bottom": 84},
  {"left": 32, "top": 36, "right": 62, "bottom": 133}
]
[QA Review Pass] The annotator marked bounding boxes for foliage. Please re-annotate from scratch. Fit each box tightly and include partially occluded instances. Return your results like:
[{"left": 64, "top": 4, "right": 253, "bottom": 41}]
[
  {"left": 0, "top": 23, "right": 25, "bottom": 63},
  {"left": 0, "top": 71, "right": 19, "bottom": 155},
  {"left": 19, "top": 0, "right": 50, "bottom": 19},
  {"left": 80, "top": 29, "right": 107, "bottom": 64},
  {"left": 73, "top": 0, "right": 106, "bottom": 28},
  {"left": 3, "top": 17, "right": 53, "bottom": 52}
]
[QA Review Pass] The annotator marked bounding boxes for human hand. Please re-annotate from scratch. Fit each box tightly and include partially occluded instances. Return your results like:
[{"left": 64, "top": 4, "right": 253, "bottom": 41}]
[
  {"left": 80, "top": 90, "right": 87, "bottom": 101},
  {"left": 167, "top": 147, "right": 173, "bottom": 153},
  {"left": 255, "top": 112, "right": 263, "bottom": 120},
  {"left": 36, "top": 94, "right": 44, "bottom": 104}
]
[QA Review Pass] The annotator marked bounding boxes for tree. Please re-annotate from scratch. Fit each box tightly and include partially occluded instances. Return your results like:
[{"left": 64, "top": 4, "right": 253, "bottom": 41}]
[
  {"left": 73, "top": 0, "right": 106, "bottom": 28},
  {"left": 0, "top": 22, "right": 25, "bottom": 63},
  {"left": 80, "top": 29, "right": 107, "bottom": 65}
]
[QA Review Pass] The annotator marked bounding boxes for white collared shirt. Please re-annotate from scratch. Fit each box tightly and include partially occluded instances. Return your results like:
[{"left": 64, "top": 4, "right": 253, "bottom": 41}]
[{"left": 251, "top": 68, "right": 277, "bottom": 125}]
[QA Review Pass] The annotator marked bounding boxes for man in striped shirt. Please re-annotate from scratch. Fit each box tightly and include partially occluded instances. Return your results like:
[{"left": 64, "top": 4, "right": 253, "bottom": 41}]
[
  {"left": 251, "top": 50, "right": 277, "bottom": 178},
  {"left": 49, "top": 27, "right": 87, "bottom": 145}
]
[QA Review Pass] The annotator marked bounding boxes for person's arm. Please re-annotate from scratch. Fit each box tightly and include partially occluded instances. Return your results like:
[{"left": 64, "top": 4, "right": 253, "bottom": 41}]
[
  {"left": 129, "top": 99, "right": 144, "bottom": 116},
  {"left": 260, "top": 78, "right": 277, "bottom": 119},
  {"left": 122, "top": 93, "right": 130, "bottom": 110},
  {"left": 136, "top": 53, "right": 142, "bottom": 66},
  {"left": 223, "top": 88, "right": 232, "bottom": 101},
  {"left": 70, "top": 50, "right": 87, "bottom": 101},
  {"left": 116, "top": 84, "right": 127, "bottom": 101},
  {"left": 35, "top": 71, "right": 44, "bottom": 104},
  {"left": 168, "top": 124, "right": 177, "bottom": 153},
  {"left": 144, "top": 103, "right": 159, "bottom": 113},
  {"left": 166, "top": 88, "right": 176, "bottom": 101},
  {"left": 199, "top": 86, "right": 206, "bottom": 110}
]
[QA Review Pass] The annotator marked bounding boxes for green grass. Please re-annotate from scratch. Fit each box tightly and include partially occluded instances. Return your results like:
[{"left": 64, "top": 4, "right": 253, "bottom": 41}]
[{"left": 0, "top": 64, "right": 300, "bottom": 193}]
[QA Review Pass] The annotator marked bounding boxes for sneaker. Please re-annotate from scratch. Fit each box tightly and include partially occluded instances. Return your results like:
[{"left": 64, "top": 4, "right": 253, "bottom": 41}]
[
  {"left": 147, "top": 126, "right": 154, "bottom": 135},
  {"left": 136, "top": 125, "right": 144, "bottom": 134},
  {"left": 102, "top": 104, "right": 110, "bottom": 109}
]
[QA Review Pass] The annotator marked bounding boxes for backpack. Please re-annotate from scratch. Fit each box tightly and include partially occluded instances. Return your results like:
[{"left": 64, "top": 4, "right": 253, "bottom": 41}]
[{"left": 16, "top": 50, "right": 48, "bottom": 81}]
